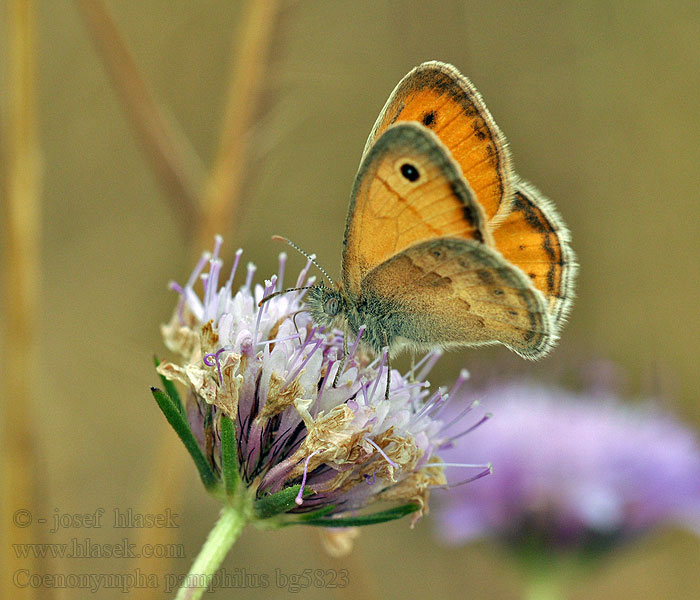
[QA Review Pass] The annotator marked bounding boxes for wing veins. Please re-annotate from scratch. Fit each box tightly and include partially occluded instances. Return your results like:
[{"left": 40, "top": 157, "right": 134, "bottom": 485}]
[
  {"left": 461, "top": 152, "right": 499, "bottom": 176},
  {"left": 396, "top": 92, "right": 453, "bottom": 127},
  {"left": 397, "top": 205, "right": 476, "bottom": 236}
]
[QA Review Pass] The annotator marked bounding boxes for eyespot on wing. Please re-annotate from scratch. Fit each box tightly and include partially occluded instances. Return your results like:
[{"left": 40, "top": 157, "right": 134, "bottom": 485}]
[
  {"left": 362, "top": 61, "right": 513, "bottom": 224},
  {"left": 342, "top": 122, "right": 489, "bottom": 296}
]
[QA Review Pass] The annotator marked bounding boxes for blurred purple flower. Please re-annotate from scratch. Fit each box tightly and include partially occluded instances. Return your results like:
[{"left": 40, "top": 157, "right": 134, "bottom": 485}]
[
  {"left": 155, "top": 237, "right": 489, "bottom": 526},
  {"left": 434, "top": 381, "right": 700, "bottom": 553}
]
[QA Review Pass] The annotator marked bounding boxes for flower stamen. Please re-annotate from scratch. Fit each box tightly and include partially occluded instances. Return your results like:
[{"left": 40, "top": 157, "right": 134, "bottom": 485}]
[
  {"left": 203, "top": 346, "right": 232, "bottom": 385},
  {"left": 430, "top": 464, "right": 493, "bottom": 489},
  {"left": 296, "top": 448, "right": 324, "bottom": 505},
  {"left": 368, "top": 349, "right": 388, "bottom": 403},
  {"left": 346, "top": 324, "right": 366, "bottom": 363},
  {"left": 364, "top": 436, "right": 398, "bottom": 469},
  {"left": 169, "top": 281, "right": 184, "bottom": 294},
  {"left": 286, "top": 336, "right": 323, "bottom": 386},
  {"left": 256, "top": 332, "right": 302, "bottom": 347},
  {"left": 439, "top": 398, "right": 483, "bottom": 435},
  {"left": 173, "top": 251, "right": 210, "bottom": 324},
  {"left": 413, "top": 348, "right": 443, "bottom": 381},
  {"left": 442, "top": 413, "right": 492, "bottom": 445},
  {"left": 204, "top": 258, "right": 223, "bottom": 322},
  {"left": 294, "top": 255, "right": 315, "bottom": 289},
  {"left": 253, "top": 275, "right": 277, "bottom": 344},
  {"left": 276, "top": 252, "right": 287, "bottom": 292},
  {"left": 414, "top": 388, "right": 447, "bottom": 422},
  {"left": 313, "top": 359, "right": 335, "bottom": 415},
  {"left": 224, "top": 248, "right": 244, "bottom": 297},
  {"left": 428, "top": 369, "right": 469, "bottom": 418},
  {"left": 286, "top": 326, "right": 318, "bottom": 374},
  {"left": 244, "top": 262, "right": 257, "bottom": 292}
]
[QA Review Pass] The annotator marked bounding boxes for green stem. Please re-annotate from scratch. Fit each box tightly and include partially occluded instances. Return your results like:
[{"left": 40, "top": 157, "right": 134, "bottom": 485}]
[{"left": 175, "top": 504, "right": 247, "bottom": 600}]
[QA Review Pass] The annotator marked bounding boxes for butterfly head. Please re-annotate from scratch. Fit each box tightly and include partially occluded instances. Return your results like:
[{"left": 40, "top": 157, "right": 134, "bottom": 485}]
[{"left": 306, "top": 284, "right": 349, "bottom": 330}]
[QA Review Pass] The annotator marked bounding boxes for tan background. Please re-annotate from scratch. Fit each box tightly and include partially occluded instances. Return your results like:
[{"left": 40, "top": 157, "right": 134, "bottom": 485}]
[{"left": 3, "top": 1, "right": 700, "bottom": 598}]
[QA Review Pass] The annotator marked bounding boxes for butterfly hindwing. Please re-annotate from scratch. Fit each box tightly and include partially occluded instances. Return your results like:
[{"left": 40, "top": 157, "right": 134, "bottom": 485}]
[
  {"left": 342, "top": 122, "right": 489, "bottom": 296},
  {"left": 358, "top": 238, "right": 553, "bottom": 358},
  {"left": 491, "top": 180, "right": 577, "bottom": 330},
  {"left": 362, "top": 61, "right": 513, "bottom": 225}
]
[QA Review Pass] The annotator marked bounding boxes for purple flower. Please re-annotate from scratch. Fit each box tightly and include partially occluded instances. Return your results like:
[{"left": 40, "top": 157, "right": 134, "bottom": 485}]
[
  {"left": 154, "top": 237, "right": 489, "bottom": 527},
  {"left": 434, "top": 381, "right": 700, "bottom": 553}
]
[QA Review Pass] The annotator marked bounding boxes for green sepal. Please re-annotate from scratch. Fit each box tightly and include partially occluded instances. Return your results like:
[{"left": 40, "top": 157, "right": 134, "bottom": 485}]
[
  {"left": 253, "top": 485, "right": 316, "bottom": 519},
  {"left": 220, "top": 415, "right": 239, "bottom": 496},
  {"left": 150, "top": 387, "right": 218, "bottom": 491},
  {"left": 153, "top": 356, "right": 185, "bottom": 417},
  {"left": 296, "top": 504, "right": 336, "bottom": 521},
  {"left": 295, "top": 503, "right": 420, "bottom": 527}
]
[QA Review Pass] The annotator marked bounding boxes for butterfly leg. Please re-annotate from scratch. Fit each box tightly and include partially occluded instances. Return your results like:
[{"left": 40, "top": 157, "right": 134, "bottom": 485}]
[
  {"left": 332, "top": 324, "right": 349, "bottom": 388},
  {"left": 382, "top": 331, "right": 391, "bottom": 400},
  {"left": 291, "top": 310, "right": 303, "bottom": 334},
  {"left": 384, "top": 354, "right": 392, "bottom": 400}
]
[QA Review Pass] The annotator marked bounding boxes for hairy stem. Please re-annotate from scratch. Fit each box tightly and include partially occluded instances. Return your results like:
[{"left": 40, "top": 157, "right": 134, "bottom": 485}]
[{"left": 174, "top": 504, "right": 248, "bottom": 600}]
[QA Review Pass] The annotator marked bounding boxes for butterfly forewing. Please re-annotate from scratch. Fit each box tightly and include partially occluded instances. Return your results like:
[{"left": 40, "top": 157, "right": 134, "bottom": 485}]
[
  {"left": 362, "top": 61, "right": 513, "bottom": 225},
  {"left": 342, "top": 122, "right": 489, "bottom": 296},
  {"left": 358, "top": 238, "right": 553, "bottom": 358}
]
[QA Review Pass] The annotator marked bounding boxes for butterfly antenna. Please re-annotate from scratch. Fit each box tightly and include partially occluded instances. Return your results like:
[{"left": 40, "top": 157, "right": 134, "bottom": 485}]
[
  {"left": 272, "top": 235, "right": 334, "bottom": 286},
  {"left": 258, "top": 286, "right": 315, "bottom": 307}
]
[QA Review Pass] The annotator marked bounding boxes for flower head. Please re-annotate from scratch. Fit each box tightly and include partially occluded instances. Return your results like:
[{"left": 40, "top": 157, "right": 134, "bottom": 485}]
[
  {"left": 433, "top": 381, "right": 700, "bottom": 554},
  {"left": 153, "top": 237, "right": 489, "bottom": 527}
]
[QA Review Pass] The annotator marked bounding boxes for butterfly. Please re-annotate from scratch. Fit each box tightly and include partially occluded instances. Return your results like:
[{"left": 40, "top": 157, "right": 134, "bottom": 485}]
[{"left": 275, "top": 61, "right": 576, "bottom": 395}]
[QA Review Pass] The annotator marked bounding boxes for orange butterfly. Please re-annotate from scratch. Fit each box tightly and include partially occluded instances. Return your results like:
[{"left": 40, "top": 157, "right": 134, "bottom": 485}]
[{"left": 280, "top": 62, "right": 576, "bottom": 392}]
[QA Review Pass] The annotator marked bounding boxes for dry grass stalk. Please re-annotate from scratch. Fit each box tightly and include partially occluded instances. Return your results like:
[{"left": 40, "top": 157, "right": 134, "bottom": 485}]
[
  {"left": 75, "top": 0, "right": 203, "bottom": 236},
  {"left": 75, "top": 3, "right": 288, "bottom": 595},
  {"left": 1, "top": 1, "right": 43, "bottom": 597}
]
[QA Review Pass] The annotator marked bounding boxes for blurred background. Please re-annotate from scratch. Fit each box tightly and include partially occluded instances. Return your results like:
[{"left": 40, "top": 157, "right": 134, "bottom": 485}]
[{"left": 2, "top": 1, "right": 699, "bottom": 598}]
